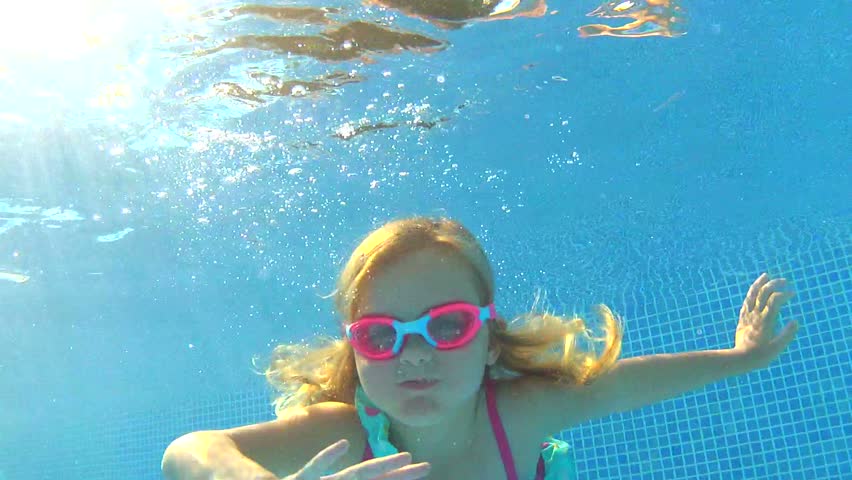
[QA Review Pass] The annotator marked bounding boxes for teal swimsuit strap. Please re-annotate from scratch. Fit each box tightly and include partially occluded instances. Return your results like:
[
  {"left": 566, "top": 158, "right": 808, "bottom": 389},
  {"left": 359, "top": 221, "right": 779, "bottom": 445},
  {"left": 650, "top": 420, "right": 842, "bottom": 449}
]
[{"left": 354, "top": 384, "right": 399, "bottom": 457}]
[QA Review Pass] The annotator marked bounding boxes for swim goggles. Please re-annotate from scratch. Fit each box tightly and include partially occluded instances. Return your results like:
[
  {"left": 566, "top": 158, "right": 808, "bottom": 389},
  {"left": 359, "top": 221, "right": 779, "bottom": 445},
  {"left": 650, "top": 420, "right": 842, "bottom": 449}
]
[{"left": 345, "top": 301, "right": 497, "bottom": 360}]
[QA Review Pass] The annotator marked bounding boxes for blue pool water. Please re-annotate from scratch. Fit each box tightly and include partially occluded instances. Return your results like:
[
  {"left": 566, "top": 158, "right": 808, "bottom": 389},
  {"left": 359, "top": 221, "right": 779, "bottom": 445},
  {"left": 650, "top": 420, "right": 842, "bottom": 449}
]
[{"left": 0, "top": 0, "right": 848, "bottom": 478}]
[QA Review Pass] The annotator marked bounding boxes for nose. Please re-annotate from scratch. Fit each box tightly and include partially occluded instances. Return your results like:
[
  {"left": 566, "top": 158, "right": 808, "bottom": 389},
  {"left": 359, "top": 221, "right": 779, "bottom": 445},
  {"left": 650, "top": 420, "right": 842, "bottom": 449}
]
[{"left": 398, "top": 333, "right": 434, "bottom": 365}]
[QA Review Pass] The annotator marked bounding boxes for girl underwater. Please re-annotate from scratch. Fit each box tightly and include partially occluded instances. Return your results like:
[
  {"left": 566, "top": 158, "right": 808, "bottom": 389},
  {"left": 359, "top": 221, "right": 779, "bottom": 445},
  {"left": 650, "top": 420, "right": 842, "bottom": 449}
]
[{"left": 162, "top": 216, "right": 799, "bottom": 480}]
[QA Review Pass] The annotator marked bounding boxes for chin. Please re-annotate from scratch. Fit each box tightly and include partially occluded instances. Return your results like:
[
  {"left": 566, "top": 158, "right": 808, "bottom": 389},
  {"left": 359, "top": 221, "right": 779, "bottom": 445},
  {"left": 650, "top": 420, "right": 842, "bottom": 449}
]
[
  {"left": 395, "top": 406, "right": 445, "bottom": 426},
  {"left": 394, "top": 394, "right": 445, "bottom": 421}
]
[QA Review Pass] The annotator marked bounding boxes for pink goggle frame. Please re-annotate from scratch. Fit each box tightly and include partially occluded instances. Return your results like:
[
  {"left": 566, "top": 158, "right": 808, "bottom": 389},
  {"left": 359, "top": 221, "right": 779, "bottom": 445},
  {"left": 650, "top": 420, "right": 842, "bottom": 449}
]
[{"left": 345, "top": 301, "right": 497, "bottom": 360}]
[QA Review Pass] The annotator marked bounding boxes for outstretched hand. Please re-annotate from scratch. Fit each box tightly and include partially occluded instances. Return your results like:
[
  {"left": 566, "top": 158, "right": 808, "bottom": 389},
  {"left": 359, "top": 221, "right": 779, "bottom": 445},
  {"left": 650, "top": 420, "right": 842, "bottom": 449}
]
[
  {"left": 734, "top": 273, "right": 799, "bottom": 368},
  {"left": 284, "top": 439, "right": 430, "bottom": 480}
]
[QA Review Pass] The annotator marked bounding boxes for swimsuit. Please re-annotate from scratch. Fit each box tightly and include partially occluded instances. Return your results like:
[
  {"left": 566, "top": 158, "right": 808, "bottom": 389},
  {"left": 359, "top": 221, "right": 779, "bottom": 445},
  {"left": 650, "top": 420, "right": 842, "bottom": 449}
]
[{"left": 355, "top": 376, "right": 577, "bottom": 479}]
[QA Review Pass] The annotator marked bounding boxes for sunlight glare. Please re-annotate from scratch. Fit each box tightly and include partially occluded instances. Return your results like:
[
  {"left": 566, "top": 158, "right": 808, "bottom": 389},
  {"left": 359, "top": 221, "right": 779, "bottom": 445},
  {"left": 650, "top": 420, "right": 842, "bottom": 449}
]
[{"left": 0, "top": 0, "right": 197, "bottom": 60}]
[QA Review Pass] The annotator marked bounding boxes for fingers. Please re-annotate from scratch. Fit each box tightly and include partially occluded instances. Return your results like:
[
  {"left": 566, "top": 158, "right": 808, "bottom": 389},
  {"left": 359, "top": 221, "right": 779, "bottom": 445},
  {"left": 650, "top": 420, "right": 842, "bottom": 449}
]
[
  {"left": 301, "top": 439, "right": 350, "bottom": 477},
  {"left": 765, "top": 290, "right": 795, "bottom": 321},
  {"left": 372, "top": 461, "right": 432, "bottom": 480},
  {"left": 333, "top": 452, "right": 419, "bottom": 480},
  {"left": 770, "top": 320, "right": 800, "bottom": 354},
  {"left": 757, "top": 277, "right": 788, "bottom": 311},
  {"left": 745, "top": 273, "right": 769, "bottom": 311},
  {"left": 747, "top": 273, "right": 793, "bottom": 313}
]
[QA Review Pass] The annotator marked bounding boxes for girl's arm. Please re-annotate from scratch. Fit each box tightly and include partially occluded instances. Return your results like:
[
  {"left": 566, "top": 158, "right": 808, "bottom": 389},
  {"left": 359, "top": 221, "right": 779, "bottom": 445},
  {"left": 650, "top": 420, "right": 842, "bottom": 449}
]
[
  {"left": 515, "top": 273, "right": 799, "bottom": 432},
  {"left": 161, "top": 402, "right": 365, "bottom": 478},
  {"left": 579, "top": 348, "right": 754, "bottom": 417}
]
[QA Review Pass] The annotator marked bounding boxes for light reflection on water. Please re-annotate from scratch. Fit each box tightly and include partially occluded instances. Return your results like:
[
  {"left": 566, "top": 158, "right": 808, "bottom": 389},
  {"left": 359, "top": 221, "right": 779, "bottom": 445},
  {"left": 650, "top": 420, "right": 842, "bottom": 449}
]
[{"left": 0, "top": 0, "right": 690, "bottom": 288}]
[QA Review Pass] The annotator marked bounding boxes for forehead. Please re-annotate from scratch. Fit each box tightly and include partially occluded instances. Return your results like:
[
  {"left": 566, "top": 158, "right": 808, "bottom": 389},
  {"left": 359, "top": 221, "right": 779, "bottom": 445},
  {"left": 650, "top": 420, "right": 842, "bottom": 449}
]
[{"left": 354, "top": 248, "right": 482, "bottom": 320}]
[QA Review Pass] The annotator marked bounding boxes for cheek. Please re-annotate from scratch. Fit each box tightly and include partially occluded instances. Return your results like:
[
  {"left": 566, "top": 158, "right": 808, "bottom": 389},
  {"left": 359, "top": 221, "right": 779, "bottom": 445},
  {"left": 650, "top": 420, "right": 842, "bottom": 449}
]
[
  {"left": 355, "top": 356, "right": 397, "bottom": 387},
  {"left": 462, "top": 326, "right": 492, "bottom": 358},
  {"left": 440, "top": 333, "right": 491, "bottom": 377},
  {"left": 355, "top": 357, "right": 411, "bottom": 410}
]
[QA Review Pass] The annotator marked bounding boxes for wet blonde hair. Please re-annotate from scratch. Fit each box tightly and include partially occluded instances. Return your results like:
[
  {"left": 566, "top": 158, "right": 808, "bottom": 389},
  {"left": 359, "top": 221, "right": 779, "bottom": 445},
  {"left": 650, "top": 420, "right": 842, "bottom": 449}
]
[{"left": 264, "top": 216, "right": 623, "bottom": 418}]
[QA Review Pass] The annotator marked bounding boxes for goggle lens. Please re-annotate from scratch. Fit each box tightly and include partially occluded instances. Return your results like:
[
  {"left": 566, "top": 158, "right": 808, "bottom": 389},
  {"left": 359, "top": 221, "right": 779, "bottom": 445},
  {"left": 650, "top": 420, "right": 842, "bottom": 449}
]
[
  {"left": 350, "top": 322, "right": 396, "bottom": 356},
  {"left": 428, "top": 310, "right": 475, "bottom": 346}
]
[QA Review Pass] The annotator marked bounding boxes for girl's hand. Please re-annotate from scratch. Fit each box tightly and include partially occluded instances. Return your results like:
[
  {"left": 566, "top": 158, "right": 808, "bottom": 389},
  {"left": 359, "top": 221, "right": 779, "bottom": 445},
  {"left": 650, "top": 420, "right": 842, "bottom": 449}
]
[
  {"left": 734, "top": 273, "right": 799, "bottom": 368},
  {"left": 284, "top": 439, "right": 431, "bottom": 480}
]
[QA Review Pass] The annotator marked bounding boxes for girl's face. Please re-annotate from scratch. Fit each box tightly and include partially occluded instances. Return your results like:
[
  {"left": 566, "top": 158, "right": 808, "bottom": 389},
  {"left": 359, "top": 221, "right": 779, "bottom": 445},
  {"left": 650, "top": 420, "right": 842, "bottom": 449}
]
[{"left": 351, "top": 248, "right": 499, "bottom": 426}]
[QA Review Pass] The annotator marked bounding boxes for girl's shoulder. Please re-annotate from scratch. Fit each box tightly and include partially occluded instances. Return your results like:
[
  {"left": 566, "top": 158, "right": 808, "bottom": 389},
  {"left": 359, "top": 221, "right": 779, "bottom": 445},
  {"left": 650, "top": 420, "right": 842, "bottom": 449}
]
[
  {"left": 304, "top": 401, "right": 369, "bottom": 471},
  {"left": 225, "top": 401, "right": 368, "bottom": 477},
  {"left": 492, "top": 376, "right": 572, "bottom": 440}
]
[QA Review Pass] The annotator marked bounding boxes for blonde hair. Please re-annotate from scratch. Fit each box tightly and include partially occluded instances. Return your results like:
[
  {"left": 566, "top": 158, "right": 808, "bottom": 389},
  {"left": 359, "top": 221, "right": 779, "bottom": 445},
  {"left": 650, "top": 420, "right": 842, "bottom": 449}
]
[{"left": 264, "top": 216, "right": 623, "bottom": 418}]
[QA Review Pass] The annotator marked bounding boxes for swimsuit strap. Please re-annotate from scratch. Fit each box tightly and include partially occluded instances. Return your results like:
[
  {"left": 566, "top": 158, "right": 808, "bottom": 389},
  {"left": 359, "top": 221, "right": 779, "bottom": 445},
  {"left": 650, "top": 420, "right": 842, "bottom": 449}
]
[
  {"left": 536, "top": 449, "right": 547, "bottom": 479},
  {"left": 355, "top": 384, "right": 399, "bottom": 458},
  {"left": 484, "top": 375, "right": 520, "bottom": 480}
]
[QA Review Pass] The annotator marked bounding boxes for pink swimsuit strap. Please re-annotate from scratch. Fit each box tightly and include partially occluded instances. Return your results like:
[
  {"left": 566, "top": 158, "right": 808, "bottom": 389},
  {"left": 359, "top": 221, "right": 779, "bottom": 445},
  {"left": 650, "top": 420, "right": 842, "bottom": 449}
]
[{"left": 484, "top": 375, "right": 520, "bottom": 480}]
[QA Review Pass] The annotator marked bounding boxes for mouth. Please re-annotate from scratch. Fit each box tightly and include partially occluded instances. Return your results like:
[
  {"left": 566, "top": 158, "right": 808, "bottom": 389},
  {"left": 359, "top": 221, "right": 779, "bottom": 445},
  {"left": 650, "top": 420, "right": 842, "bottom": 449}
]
[{"left": 399, "top": 378, "right": 440, "bottom": 390}]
